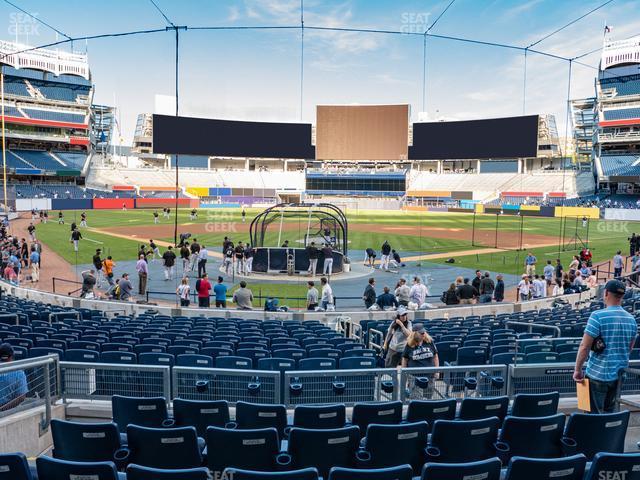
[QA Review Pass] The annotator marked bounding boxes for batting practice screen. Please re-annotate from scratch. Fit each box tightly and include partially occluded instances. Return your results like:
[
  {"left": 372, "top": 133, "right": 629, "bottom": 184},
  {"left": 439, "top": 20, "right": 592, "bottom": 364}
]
[
  {"left": 152, "top": 114, "right": 315, "bottom": 159},
  {"left": 409, "top": 115, "right": 539, "bottom": 160},
  {"left": 315, "top": 104, "right": 410, "bottom": 161}
]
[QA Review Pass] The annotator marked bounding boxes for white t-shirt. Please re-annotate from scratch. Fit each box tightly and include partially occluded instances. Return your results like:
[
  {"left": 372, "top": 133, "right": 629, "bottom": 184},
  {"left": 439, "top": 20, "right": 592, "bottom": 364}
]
[
  {"left": 177, "top": 284, "right": 190, "bottom": 300},
  {"left": 518, "top": 280, "right": 530, "bottom": 295}
]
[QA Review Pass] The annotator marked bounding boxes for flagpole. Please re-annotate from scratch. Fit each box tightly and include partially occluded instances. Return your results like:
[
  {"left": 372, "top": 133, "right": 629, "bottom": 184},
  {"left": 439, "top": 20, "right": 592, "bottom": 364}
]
[{"left": 1, "top": 72, "right": 8, "bottom": 218}]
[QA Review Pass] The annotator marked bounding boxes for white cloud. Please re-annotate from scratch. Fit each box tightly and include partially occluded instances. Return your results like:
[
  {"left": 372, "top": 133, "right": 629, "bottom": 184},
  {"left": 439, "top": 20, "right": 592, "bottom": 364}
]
[
  {"left": 502, "top": 0, "right": 545, "bottom": 18},
  {"left": 227, "top": 5, "right": 240, "bottom": 22}
]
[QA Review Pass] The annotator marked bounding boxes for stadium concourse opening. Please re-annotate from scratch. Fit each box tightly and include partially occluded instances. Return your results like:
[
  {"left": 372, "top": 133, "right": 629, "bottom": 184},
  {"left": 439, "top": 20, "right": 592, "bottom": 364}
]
[{"left": 249, "top": 203, "right": 348, "bottom": 274}]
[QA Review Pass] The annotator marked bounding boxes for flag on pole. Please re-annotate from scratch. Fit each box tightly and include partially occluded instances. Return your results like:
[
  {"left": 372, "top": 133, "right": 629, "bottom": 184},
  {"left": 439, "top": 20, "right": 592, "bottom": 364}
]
[{"left": 604, "top": 25, "right": 611, "bottom": 34}]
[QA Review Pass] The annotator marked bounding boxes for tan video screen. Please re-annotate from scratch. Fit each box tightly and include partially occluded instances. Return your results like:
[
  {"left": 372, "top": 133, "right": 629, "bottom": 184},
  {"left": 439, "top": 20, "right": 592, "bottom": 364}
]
[{"left": 315, "top": 104, "right": 409, "bottom": 161}]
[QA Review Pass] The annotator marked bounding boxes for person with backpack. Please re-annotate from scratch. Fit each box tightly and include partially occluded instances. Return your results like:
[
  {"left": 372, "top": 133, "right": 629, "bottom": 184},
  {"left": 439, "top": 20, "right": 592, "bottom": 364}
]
[
  {"left": 441, "top": 283, "right": 459, "bottom": 305},
  {"left": 176, "top": 278, "right": 191, "bottom": 307}
]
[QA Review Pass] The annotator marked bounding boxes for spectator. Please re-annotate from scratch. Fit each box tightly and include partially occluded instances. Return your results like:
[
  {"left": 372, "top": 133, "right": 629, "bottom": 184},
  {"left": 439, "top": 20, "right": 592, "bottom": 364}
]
[
  {"left": 28, "top": 246, "right": 39, "bottom": 283},
  {"left": 198, "top": 245, "right": 208, "bottom": 278},
  {"left": 0, "top": 344, "right": 28, "bottom": 411},
  {"left": 517, "top": 274, "right": 530, "bottom": 302},
  {"left": 543, "top": 260, "right": 554, "bottom": 283},
  {"left": 135, "top": 254, "right": 148, "bottom": 295},
  {"left": 532, "top": 274, "right": 546, "bottom": 299},
  {"left": 376, "top": 286, "right": 399, "bottom": 310},
  {"left": 494, "top": 274, "right": 505, "bottom": 302},
  {"left": 80, "top": 269, "right": 96, "bottom": 298},
  {"left": 320, "top": 277, "right": 333, "bottom": 310},
  {"left": 555, "top": 258, "right": 564, "bottom": 280},
  {"left": 395, "top": 278, "right": 410, "bottom": 307},
  {"left": 119, "top": 273, "right": 133, "bottom": 301},
  {"left": 162, "top": 246, "right": 176, "bottom": 281},
  {"left": 196, "top": 273, "right": 212, "bottom": 308},
  {"left": 552, "top": 278, "right": 564, "bottom": 296},
  {"left": 176, "top": 278, "right": 190, "bottom": 307},
  {"left": 233, "top": 280, "right": 254, "bottom": 310},
  {"left": 401, "top": 324, "right": 439, "bottom": 369},
  {"left": 479, "top": 272, "right": 494, "bottom": 303},
  {"left": 363, "top": 277, "right": 376, "bottom": 309},
  {"left": 213, "top": 276, "right": 227, "bottom": 308},
  {"left": 471, "top": 270, "right": 482, "bottom": 293},
  {"left": 442, "top": 283, "right": 459, "bottom": 305},
  {"left": 587, "top": 270, "right": 598, "bottom": 289},
  {"left": 457, "top": 278, "right": 476, "bottom": 304},
  {"left": 525, "top": 251, "right": 537, "bottom": 275},
  {"left": 613, "top": 250, "right": 624, "bottom": 279},
  {"left": 569, "top": 255, "right": 580, "bottom": 273},
  {"left": 306, "top": 281, "right": 319, "bottom": 310},
  {"left": 409, "top": 276, "right": 428, "bottom": 306},
  {"left": 574, "top": 280, "right": 637, "bottom": 413},
  {"left": 383, "top": 307, "right": 412, "bottom": 367}
]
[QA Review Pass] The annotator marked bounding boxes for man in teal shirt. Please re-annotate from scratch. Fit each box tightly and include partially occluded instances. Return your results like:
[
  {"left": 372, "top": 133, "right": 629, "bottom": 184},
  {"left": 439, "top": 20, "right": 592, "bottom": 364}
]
[{"left": 0, "top": 344, "right": 28, "bottom": 411}]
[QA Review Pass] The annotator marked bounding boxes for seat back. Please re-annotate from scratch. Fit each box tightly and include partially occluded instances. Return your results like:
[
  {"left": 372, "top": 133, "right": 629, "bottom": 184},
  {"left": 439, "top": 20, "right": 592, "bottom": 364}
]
[
  {"left": 363, "top": 421, "right": 429, "bottom": 472},
  {"left": 459, "top": 396, "right": 509, "bottom": 421},
  {"left": 288, "top": 426, "right": 360, "bottom": 478},
  {"left": 223, "top": 468, "right": 319, "bottom": 480},
  {"left": 511, "top": 392, "right": 559, "bottom": 417},
  {"left": 430, "top": 417, "right": 501, "bottom": 463},
  {"left": 112, "top": 396, "right": 168, "bottom": 432},
  {"left": 215, "top": 356, "right": 253, "bottom": 369},
  {"left": 504, "top": 454, "right": 587, "bottom": 480},
  {"left": 328, "top": 465, "right": 413, "bottom": 480},
  {"left": 339, "top": 357, "right": 376, "bottom": 369},
  {"left": 585, "top": 453, "right": 640, "bottom": 480},
  {"left": 499, "top": 414, "right": 566, "bottom": 459},
  {"left": 406, "top": 399, "right": 456, "bottom": 431},
  {"left": 65, "top": 349, "right": 100, "bottom": 363},
  {"left": 126, "top": 464, "right": 211, "bottom": 480},
  {"left": 35, "top": 456, "right": 118, "bottom": 480},
  {"left": 293, "top": 404, "right": 346, "bottom": 429},
  {"left": 298, "top": 357, "right": 337, "bottom": 370},
  {"left": 173, "top": 399, "right": 230, "bottom": 437},
  {"left": 565, "top": 411, "right": 630, "bottom": 460},
  {"left": 421, "top": 458, "right": 501, "bottom": 480},
  {"left": 0, "top": 453, "right": 32, "bottom": 480},
  {"left": 126, "top": 425, "right": 202, "bottom": 469},
  {"left": 176, "top": 354, "right": 214, "bottom": 368},
  {"left": 51, "top": 419, "right": 120, "bottom": 462},
  {"left": 235, "top": 402, "right": 288, "bottom": 437},
  {"left": 206, "top": 426, "right": 279, "bottom": 472},
  {"left": 351, "top": 401, "right": 402, "bottom": 434}
]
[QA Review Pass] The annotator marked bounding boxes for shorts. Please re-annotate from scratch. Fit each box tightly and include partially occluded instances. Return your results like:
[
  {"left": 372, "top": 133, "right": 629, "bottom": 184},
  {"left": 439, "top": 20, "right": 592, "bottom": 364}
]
[
  {"left": 180, "top": 298, "right": 190, "bottom": 307},
  {"left": 216, "top": 300, "right": 227, "bottom": 308}
]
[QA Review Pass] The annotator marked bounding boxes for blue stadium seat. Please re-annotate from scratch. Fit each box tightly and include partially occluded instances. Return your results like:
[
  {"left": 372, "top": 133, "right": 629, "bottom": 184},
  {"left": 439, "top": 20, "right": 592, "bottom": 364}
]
[
  {"left": 206, "top": 426, "right": 279, "bottom": 472},
  {"left": 421, "top": 458, "right": 502, "bottom": 480},
  {"left": 428, "top": 417, "right": 501, "bottom": 463},
  {"left": 139, "top": 352, "right": 175, "bottom": 367},
  {"left": 525, "top": 352, "right": 558, "bottom": 363},
  {"left": 498, "top": 414, "right": 567, "bottom": 459},
  {"left": 51, "top": 420, "right": 121, "bottom": 462},
  {"left": 100, "top": 352, "right": 136, "bottom": 364},
  {"left": 257, "top": 358, "right": 296, "bottom": 372},
  {"left": 271, "top": 348, "right": 306, "bottom": 361},
  {"left": 459, "top": 396, "right": 509, "bottom": 421},
  {"left": 223, "top": 468, "right": 319, "bottom": 480},
  {"left": 234, "top": 402, "right": 288, "bottom": 437},
  {"left": 584, "top": 453, "right": 640, "bottom": 480},
  {"left": 215, "top": 356, "right": 253, "bottom": 369},
  {"left": 503, "top": 454, "right": 587, "bottom": 480},
  {"left": 328, "top": 465, "right": 413, "bottom": 480},
  {"left": 134, "top": 344, "right": 166, "bottom": 355},
  {"left": 307, "top": 348, "right": 341, "bottom": 359},
  {"left": 339, "top": 357, "right": 376, "bottom": 369},
  {"left": 29, "top": 346, "right": 64, "bottom": 360},
  {"left": 35, "top": 456, "right": 119, "bottom": 480},
  {"left": 292, "top": 404, "right": 346, "bottom": 429},
  {"left": 564, "top": 411, "right": 629, "bottom": 460},
  {"left": 173, "top": 399, "right": 229, "bottom": 436},
  {"left": 126, "top": 464, "right": 210, "bottom": 480},
  {"left": 176, "top": 354, "right": 214, "bottom": 368},
  {"left": 406, "top": 399, "right": 457, "bottom": 431},
  {"left": 357, "top": 422, "right": 428, "bottom": 472},
  {"left": 298, "top": 357, "right": 337, "bottom": 370},
  {"left": 0, "top": 453, "right": 32, "bottom": 480},
  {"left": 64, "top": 349, "right": 100, "bottom": 363},
  {"left": 287, "top": 426, "right": 360, "bottom": 477},
  {"left": 124, "top": 425, "right": 202, "bottom": 469},
  {"left": 351, "top": 401, "right": 402, "bottom": 434},
  {"left": 511, "top": 392, "right": 559, "bottom": 417},
  {"left": 111, "top": 396, "right": 169, "bottom": 433}
]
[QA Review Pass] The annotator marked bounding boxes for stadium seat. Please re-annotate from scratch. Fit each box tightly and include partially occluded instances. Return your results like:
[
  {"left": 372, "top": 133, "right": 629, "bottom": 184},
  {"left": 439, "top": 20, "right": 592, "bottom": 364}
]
[
  {"left": 421, "top": 458, "right": 502, "bottom": 480},
  {"left": 173, "top": 399, "right": 230, "bottom": 436},
  {"left": 491, "top": 353, "right": 524, "bottom": 365},
  {"left": 215, "top": 356, "right": 253, "bottom": 369},
  {"left": 234, "top": 402, "right": 288, "bottom": 437},
  {"left": 206, "top": 427, "right": 280, "bottom": 472},
  {"left": 351, "top": 401, "right": 403, "bottom": 434},
  {"left": 176, "top": 354, "right": 214, "bottom": 368},
  {"left": 51, "top": 420, "right": 121, "bottom": 462},
  {"left": 223, "top": 468, "right": 319, "bottom": 480},
  {"left": 564, "top": 411, "right": 629, "bottom": 460},
  {"left": 339, "top": 357, "right": 376, "bottom": 369},
  {"left": 498, "top": 414, "right": 567, "bottom": 459},
  {"left": 257, "top": 357, "right": 296, "bottom": 372},
  {"left": 428, "top": 417, "right": 502, "bottom": 463},
  {"left": 139, "top": 352, "right": 175, "bottom": 366},
  {"left": 286, "top": 426, "right": 360, "bottom": 477},
  {"left": 503, "top": 454, "right": 587, "bottom": 480},
  {"left": 328, "top": 465, "right": 413, "bottom": 480},
  {"left": 584, "top": 452, "right": 640, "bottom": 480},
  {"left": 459, "top": 396, "right": 509, "bottom": 421},
  {"left": 298, "top": 357, "right": 337, "bottom": 370},
  {"left": 124, "top": 425, "right": 202, "bottom": 469},
  {"left": 0, "top": 453, "right": 32, "bottom": 480},
  {"left": 65, "top": 349, "right": 100, "bottom": 362},
  {"left": 357, "top": 422, "right": 428, "bottom": 472},
  {"left": 100, "top": 351, "right": 136, "bottom": 364},
  {"left": 510, "top": 392, "right": 559, "bottom": 417},
  {"left": 525, "top": 352, "right": 558, "bottom": 363},
  {"left": 405, "top": 399, "right": 457, "bottom": 431},
  {"left": 126, "top": 464, "right": 210, "bottom": 480},
  {"left": 292, "top": 404, "right": 346, "bottom": 429},
  {"left": 111, "top": 396, "right": 170, "bottom": 433},
  {"left": 35, "top": 456, "right": 120, "bottom": 480}
]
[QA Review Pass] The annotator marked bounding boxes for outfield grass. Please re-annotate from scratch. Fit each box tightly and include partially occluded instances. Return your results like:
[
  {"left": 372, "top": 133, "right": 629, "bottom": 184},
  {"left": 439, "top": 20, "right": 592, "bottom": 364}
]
[
  {"left": 31, "top": 208, "right": 639, "bottom": 277},
  {"left": 228, "top": 282, "right": 309, "bottom": 309}
]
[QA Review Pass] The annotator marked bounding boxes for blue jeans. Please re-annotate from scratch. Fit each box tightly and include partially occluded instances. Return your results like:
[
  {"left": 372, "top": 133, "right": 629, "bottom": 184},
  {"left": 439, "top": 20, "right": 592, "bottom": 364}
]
[
  {"left": 587, "top": 375, "right": 622, "bottom": 413},
  {"left": 479, "top": 294, "right": 492, "bottom": 304}
]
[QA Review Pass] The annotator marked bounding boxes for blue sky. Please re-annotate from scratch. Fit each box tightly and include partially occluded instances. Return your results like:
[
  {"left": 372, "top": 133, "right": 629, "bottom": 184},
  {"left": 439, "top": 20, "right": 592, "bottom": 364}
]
[{"left": 1, "top": 0, "right": 639, "bottom": 144}]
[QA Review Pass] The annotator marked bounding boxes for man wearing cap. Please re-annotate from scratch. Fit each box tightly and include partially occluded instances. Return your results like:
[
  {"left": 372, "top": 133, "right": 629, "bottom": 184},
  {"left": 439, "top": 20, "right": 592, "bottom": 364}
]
[
  {"left": 383, "top": 307, "right": 412, "bottom": 368},
  {"left": 574, "top": 280, "right": 637, "bottom": 413},
  {"left": 0, "top": 344, "right": 28, "bottom": 411}
]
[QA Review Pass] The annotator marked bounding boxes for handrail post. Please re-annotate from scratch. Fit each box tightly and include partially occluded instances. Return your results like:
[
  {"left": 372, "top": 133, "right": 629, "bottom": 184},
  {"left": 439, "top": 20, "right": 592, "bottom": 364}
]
[{"left": 40, "top": 360, "right": 52, "bottom": 435}]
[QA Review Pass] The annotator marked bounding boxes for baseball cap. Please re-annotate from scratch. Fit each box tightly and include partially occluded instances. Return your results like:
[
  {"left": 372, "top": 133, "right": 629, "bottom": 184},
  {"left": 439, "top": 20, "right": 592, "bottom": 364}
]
[
  {"left": 412, "top": 323, "right": 425, "bottom": 334},
  {"left": 397, "top": 306, "right": 408, "bottom": 316},
  {"left": 0, "top": 343, "right": 14, "bottom": 361},
  {"left": 605, "top": 279, "right": 626, "bottom": 296}
]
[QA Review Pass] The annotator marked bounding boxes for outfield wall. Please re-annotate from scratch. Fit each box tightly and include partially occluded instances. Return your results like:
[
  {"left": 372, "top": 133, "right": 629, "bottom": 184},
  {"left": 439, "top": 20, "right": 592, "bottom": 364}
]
[
  {"left": 15, "top": 198, "right": 51, "bottom": 212},
  {"left": 604, "top": 208, "right": 640, "bottom": 221}
]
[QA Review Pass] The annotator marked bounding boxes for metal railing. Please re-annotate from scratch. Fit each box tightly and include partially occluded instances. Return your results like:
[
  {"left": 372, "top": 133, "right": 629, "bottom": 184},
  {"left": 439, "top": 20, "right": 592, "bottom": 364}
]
[
  {"left": 172, "top": 367, "right": 281, "bottom": 404},
  {"left": 0, "top": 354, "right": 59, "bottom": 434},
  {"left": 60, "top": 361, "right": 171, "bottom": 401}
]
